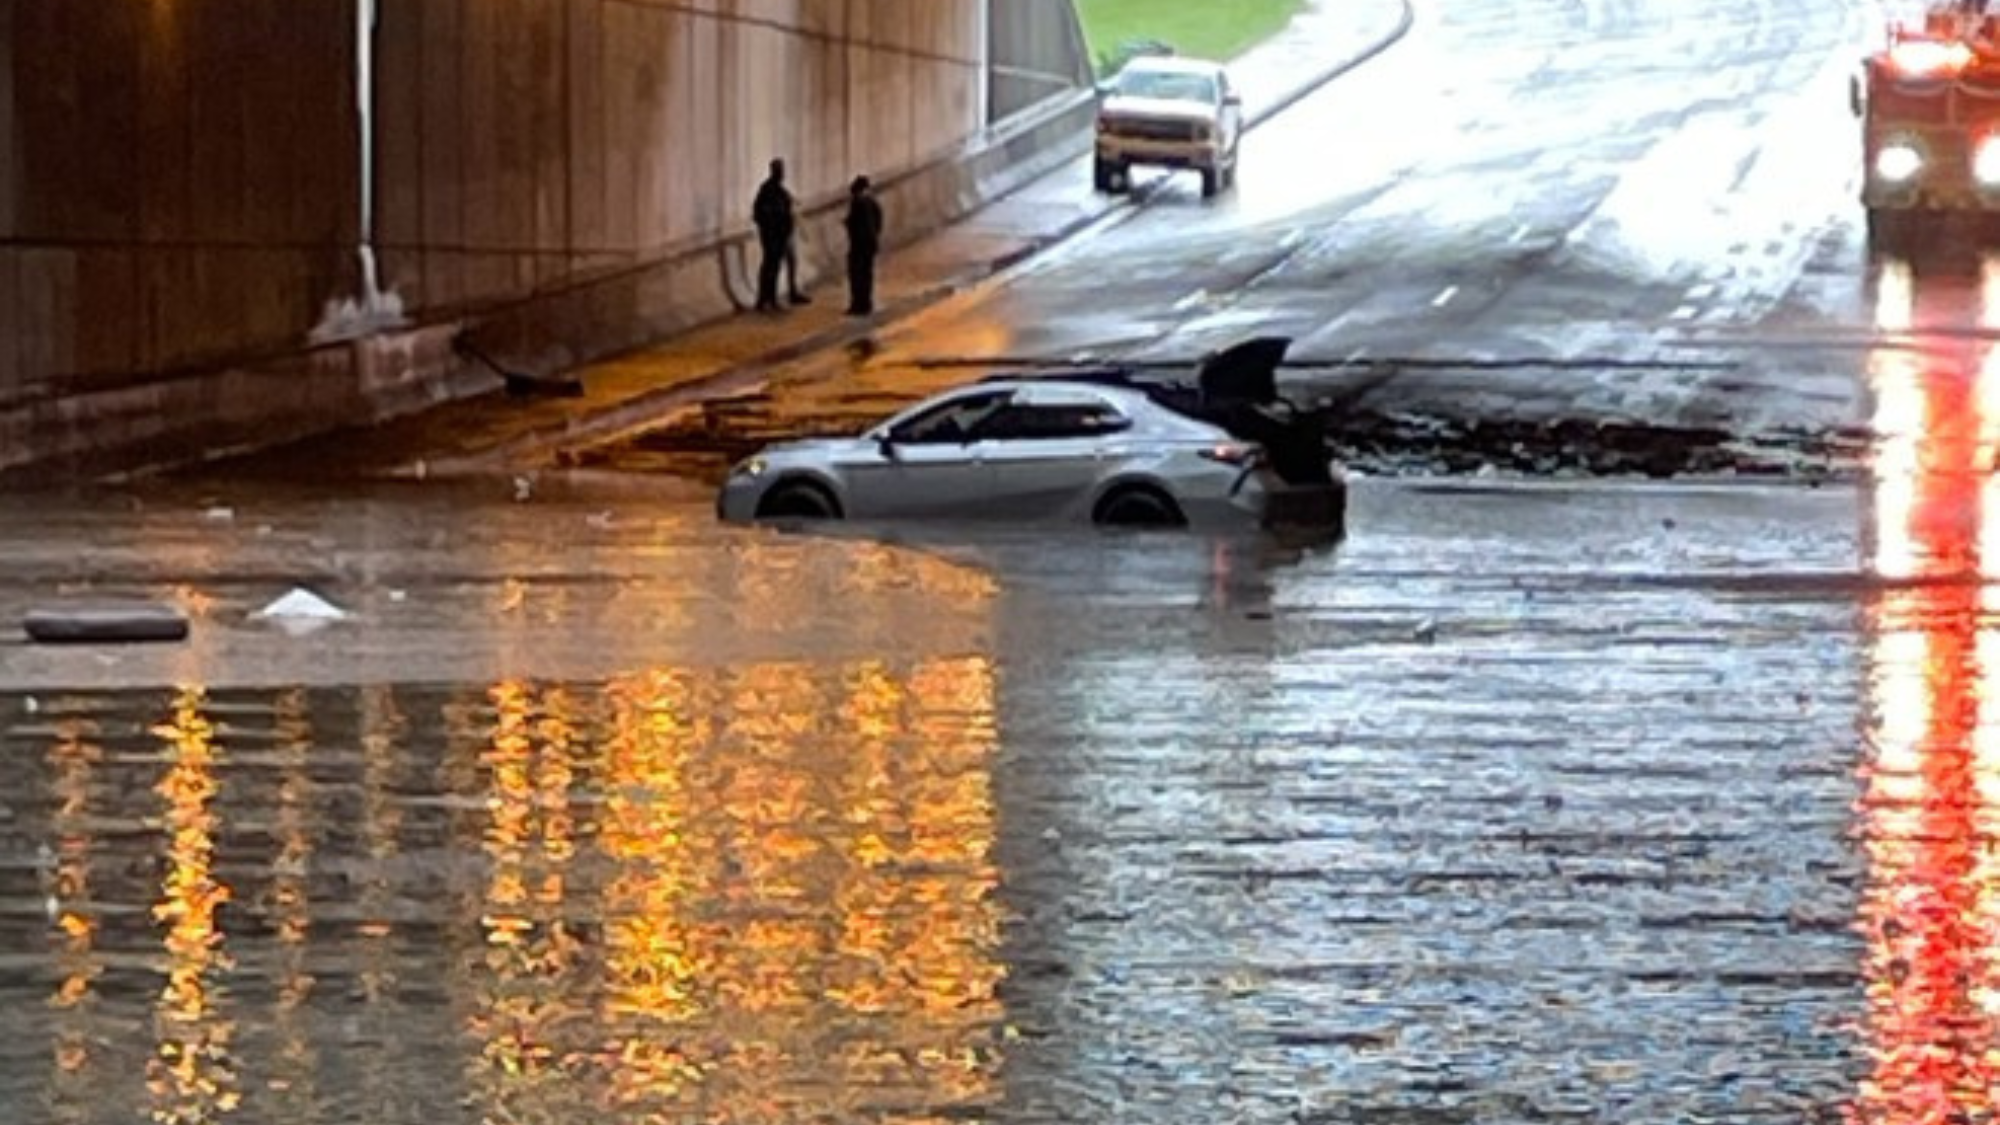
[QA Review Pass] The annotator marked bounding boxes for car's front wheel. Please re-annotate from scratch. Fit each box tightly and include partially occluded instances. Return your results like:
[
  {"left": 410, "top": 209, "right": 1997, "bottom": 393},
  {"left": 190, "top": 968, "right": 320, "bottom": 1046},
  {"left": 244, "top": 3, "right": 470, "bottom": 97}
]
[
  {"left": 756, "top": 480, "right": 843, "bottom": 521},
  {"left": 1094, "top": 485, "right": 1187, "bottom": 529}
]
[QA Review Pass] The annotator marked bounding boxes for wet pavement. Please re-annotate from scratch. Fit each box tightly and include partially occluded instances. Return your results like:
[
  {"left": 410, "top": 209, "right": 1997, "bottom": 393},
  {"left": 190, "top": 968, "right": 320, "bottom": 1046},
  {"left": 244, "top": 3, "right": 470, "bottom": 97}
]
[{"left": 0, "top": 470, "right": 1906, "bottom": 1125}]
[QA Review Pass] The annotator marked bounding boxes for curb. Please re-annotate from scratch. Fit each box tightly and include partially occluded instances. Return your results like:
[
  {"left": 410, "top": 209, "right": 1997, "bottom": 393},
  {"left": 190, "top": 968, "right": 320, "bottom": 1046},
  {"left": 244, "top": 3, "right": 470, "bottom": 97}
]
[
  {"left": 441, "top": 0, "right": 1418, "bottom": 472},
  {"left": 431, "top": 288, "right": 956, "bottom": 471},
  {"left": 435, "top": 188, "right": 1149, "bottom": 472}
]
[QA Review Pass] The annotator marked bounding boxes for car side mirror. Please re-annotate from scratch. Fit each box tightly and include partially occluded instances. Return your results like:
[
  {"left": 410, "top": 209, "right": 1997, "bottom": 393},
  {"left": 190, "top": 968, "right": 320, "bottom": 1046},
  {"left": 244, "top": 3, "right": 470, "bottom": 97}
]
[
  {"left": 1095, "top": 81, "right": 1114, "bottom": 98},
  {"left": 1224, "top": 93, "right": 1242, "bottom": 107},
  {"left": 877, "top": 435, "right": 899, "bottom": 460}
]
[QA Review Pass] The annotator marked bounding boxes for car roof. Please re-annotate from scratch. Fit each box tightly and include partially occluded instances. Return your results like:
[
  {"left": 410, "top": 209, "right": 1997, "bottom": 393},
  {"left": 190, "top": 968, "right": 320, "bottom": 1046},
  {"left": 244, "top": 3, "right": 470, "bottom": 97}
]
[
  {"left": 967, "top": 378, "right": 1155, "bottom": 408},
  {"left": 1120, "top": 55, "right": 1226, "bottom": 77}
]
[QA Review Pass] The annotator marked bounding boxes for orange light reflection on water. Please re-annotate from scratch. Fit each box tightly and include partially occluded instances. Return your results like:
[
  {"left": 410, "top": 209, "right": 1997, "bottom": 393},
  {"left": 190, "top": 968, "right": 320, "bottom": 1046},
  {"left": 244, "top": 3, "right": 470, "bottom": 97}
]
[
  {"left": 267, "top": 688, "right": 318, "bottom": 1112},
  {"left": 467, "top": 680, "right": 587, "bottom": 1121},
  {"left": 146, "top": 687, "right": 238, "bottom": 1125},
  {"left": 46, "top": 713, "right": 104, "bottom": 1125},
  {"left": 460, "top": 539, "right": 1008, "bottom": 1123}
]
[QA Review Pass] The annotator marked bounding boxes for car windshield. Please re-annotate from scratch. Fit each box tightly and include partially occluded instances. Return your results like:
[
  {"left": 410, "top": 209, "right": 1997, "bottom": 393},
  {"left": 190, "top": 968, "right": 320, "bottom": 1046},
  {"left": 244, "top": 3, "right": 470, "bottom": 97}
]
[{"left": 1114, "top": 68, "right": 1217, "bottom": 103}]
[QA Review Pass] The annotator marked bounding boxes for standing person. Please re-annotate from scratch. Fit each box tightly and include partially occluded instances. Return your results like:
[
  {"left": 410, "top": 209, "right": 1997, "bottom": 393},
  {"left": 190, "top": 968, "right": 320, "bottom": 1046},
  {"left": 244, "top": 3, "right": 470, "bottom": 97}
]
[
  {"left": 784, "top": 221, "right": 811, "bottom": 307},
  {"left": 751, "top": 159, "right": 809, "bottom": 312},
  {"left": 843, "top": 176, "right": 884, "bottom": 316}
]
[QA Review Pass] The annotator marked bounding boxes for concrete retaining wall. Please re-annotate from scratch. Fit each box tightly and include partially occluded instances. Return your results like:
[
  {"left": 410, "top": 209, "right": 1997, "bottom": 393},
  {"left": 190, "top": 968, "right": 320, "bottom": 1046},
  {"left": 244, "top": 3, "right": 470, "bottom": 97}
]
[
  {"left": 0, "top": 3, "right": 360, "bottom": 400},
  {"left": 0, "top": 0, "right": 1090, "bottom": 482},
  {"left": 991, "top": 0, "right": 1095, "bottom": 119}
]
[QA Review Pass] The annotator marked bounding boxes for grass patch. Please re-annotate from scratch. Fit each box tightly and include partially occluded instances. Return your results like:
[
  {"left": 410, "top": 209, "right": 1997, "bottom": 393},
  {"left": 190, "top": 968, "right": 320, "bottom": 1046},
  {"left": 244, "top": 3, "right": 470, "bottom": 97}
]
[{"left": 1076, "top": 0, "right": 1308, "bottom": 75}]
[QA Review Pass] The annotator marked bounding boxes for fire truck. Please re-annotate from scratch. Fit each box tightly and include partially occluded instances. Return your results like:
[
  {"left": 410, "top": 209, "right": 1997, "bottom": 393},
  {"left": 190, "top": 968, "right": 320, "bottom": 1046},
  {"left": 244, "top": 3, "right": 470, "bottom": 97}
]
[{"left": 1852, "top": 7, "right": 2000, "bottom": 244}]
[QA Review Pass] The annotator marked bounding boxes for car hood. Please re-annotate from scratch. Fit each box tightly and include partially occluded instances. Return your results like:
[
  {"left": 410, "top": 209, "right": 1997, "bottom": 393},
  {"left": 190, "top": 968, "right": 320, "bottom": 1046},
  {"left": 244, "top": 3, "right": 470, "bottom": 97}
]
[
  {"left": 1098, "top": 96, "right": 1217, "bottom": 123},
  {"left": 754, "top": 436, "right": 876, "bottom": 463}
]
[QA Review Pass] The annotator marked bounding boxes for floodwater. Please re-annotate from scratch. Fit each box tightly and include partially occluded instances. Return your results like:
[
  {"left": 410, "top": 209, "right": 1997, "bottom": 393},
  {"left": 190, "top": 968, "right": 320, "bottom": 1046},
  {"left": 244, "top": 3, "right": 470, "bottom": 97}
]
[{"left": 0, "top": 457, "right": 1979, "bottom": 1124}]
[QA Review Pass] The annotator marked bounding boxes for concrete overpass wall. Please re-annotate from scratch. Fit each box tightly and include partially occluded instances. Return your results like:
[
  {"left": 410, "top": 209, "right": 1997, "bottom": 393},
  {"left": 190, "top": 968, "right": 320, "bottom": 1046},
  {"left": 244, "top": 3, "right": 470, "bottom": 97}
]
[
  {"left": 0, "top": 0, "right": 1090, "bottom": 480},
  {"left": 372, "top": 0, "right": 994, "bottom": 320},
  {"left": 990, "top": 0, "right": 1094, "bottom": 120},
  {"left": 0, "top": 3, "right": 360, "bottom": 400}
]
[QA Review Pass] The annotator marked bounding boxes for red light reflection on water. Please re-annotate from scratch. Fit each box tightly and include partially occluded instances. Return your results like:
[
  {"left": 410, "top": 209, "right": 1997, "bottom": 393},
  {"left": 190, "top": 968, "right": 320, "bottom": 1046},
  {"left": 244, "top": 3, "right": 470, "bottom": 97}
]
[{"left": 1853, "top": 256, "right": 2000, "bottom": 1124}]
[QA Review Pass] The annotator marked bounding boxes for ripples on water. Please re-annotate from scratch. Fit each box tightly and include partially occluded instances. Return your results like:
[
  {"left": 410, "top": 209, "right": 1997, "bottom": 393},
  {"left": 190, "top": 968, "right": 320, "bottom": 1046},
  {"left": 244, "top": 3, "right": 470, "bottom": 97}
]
[
  {"left": 2, "top": 466, "right": 1997, "bottom": 1124},
  {"left": 1, "top": 664, "right": 1006, "bottom": 1125}
]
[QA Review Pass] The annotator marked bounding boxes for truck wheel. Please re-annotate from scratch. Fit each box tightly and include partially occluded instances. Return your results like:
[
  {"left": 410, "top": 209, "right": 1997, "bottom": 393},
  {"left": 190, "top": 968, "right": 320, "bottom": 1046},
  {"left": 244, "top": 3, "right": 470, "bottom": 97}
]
[
  {"left": 1096, "top": 158, "right": 1129, "bottom": 195},
  {"left": 1201, "top": 167, "right": 1220, "bottom": 199},
  {"left": 1866, "top": 208, "right": 1914, "bottom": 257}
]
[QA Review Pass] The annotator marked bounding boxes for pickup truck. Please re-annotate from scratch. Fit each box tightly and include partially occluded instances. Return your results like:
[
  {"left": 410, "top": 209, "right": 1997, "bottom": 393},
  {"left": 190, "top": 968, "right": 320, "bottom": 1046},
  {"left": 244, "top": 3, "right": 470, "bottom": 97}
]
[{"left": 1093, "top": 55, "right": 1244, "bottom": 199}]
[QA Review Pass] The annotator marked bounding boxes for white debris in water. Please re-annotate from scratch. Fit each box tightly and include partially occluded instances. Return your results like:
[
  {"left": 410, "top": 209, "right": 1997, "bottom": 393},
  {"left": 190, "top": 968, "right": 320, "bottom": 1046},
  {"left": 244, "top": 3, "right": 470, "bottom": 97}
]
[
  {"left": 254, "top": 588, "right": 348, "bottom": 635},
  {"left": 203, "top": 507, "right": 235, "bottom": 522},
  {"left": 257, "top": 588, "right": 346, "bottom": 620}
]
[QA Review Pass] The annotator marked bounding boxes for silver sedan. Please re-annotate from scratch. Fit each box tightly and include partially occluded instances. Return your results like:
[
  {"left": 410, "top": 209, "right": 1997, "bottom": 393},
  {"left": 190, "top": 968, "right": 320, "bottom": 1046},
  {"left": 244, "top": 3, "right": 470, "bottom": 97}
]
[{"left": 716, "top": 379, "right": 1343, "bottom": 531}]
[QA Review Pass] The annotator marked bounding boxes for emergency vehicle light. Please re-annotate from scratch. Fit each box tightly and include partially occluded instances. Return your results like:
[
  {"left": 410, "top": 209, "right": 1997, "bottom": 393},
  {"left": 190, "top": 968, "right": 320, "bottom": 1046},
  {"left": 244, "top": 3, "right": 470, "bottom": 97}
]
[
  {"left": 1889, "top": 38, "right": 1975, "bottom": 76},
  {"left": 1976, "top": 138, "right": 2000, "bottom": 186}
]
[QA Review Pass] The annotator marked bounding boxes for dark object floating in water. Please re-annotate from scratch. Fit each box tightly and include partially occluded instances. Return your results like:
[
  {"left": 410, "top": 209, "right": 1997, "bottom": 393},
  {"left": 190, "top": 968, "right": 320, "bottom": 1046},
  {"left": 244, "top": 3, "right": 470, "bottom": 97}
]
[{"left": 23, "top": 603, "right": 190, "bottom": 645}]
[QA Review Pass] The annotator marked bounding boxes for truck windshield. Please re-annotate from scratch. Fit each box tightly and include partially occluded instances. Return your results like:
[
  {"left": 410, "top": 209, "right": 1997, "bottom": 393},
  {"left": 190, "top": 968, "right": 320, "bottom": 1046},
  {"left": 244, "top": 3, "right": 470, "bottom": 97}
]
[{"left": 1115, "top": 70, "right": 1218, "bottom": 103}]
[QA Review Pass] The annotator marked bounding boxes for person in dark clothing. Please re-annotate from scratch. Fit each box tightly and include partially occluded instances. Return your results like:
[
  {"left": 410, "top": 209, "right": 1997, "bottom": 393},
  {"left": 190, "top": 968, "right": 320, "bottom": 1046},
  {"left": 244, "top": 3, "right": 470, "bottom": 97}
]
[
  {"left": 751, "top": 159, "right": 810, "bottom": 311},
  {"left": 784, "top": 228, "right": 810, "bottom": 307},
  {"left": 843, "top": 176, "right": 884, "bottom": 316}
]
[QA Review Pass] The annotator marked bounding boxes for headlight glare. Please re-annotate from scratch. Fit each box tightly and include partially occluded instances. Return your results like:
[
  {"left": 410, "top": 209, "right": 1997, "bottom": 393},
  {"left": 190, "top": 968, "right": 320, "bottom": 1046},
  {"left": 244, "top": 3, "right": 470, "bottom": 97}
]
[
  {"left": 732, "top": 457, "right": 767, "bottom": 479},
  {"left": 1975, "top": 139, "right": 2000, "bottom": 187},
  {"left": 1875, "top": 143, "right": 1924, "bottom": 184}
]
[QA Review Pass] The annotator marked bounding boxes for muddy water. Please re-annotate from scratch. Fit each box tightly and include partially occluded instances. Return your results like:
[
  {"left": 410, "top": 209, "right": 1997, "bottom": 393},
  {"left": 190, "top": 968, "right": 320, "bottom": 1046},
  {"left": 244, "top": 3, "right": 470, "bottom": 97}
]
[{"left": 0, "top": 473, "right": 1971, "bottom": 1124}]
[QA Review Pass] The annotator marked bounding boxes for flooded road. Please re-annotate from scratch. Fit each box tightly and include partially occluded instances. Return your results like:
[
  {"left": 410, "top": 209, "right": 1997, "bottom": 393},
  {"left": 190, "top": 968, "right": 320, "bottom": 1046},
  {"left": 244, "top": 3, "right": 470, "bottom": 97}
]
[
  {"left": 0, "top": 462, "right": 1980, "bottom": 1124},
  {"left": 13, "top": 0, "right": 2000, "bottom": 1117}
]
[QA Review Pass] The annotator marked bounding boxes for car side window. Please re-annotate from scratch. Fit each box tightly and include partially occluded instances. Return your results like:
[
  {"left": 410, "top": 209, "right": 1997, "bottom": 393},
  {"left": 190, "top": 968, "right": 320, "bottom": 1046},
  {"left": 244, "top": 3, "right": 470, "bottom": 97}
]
[
  {"left": 975, "top": 402, "right": 1132, "bottom": 441},
  {"left": 889, "top": 392, "right": 1010, "bottom": 445}
]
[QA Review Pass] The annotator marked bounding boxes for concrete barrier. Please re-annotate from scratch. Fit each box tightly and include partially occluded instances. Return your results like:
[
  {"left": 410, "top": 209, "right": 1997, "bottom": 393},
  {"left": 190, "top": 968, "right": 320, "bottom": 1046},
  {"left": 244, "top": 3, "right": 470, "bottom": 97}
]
[{"left": 0, "top": 85, "right": 1096, "bottom": 485}]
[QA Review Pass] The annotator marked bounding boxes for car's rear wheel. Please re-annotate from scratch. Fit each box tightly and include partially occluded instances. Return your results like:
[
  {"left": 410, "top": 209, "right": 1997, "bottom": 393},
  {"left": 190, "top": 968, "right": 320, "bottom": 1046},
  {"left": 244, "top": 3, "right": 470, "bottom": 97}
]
[
  {"left": 1094, "top": 485, "right": 1187, "bottom": 529},
  {"left": 756, "top": 480, "right": 842, "bottom": 521}
]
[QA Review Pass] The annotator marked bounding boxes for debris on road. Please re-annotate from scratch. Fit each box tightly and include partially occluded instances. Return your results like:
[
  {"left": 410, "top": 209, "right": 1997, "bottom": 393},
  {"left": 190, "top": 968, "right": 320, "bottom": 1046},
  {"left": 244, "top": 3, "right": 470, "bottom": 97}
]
[
  {"left": 21, "top": 602, "right": 190, "bottom": 645},
  {"left": 253, "top": 588, "right": 348, "bottom": 636}
]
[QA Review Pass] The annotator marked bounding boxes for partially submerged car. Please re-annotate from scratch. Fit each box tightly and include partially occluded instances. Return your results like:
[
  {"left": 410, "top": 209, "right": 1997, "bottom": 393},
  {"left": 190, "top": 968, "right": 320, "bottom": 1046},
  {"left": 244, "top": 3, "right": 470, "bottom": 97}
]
[
  {"left": 716, "top": 337, "right": 1344, "bottom": 534},
  {"left": 1093, "top": 54, "right": 1244, "bottom": 199}
]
